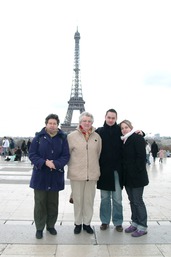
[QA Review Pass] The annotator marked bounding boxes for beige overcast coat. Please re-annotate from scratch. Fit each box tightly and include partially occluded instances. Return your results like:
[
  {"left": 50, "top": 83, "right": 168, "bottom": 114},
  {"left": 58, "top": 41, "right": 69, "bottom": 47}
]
[{"left": 67, "top": 126, "right": 102, "bottom": 181}]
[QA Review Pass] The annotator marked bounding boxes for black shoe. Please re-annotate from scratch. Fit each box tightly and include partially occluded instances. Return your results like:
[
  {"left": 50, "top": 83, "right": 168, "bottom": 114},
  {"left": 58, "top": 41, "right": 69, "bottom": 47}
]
[
  {"left": 47, "top": 227, "right": 57, "bottom": 235},
  {"left": 115, "top": 225, "right": 123, "bottom": 232},
  {"left": 83, "top": 224, "right": 94, "bottom": 234},
  {"left": 36, "top": 230, "right": 43, "bottom": 239},
  {"left": 74, "top": 224, "right": 82, "bottom": 234},
  {"left": 100, "top": 223, "right": 109, "bottom": 230}
]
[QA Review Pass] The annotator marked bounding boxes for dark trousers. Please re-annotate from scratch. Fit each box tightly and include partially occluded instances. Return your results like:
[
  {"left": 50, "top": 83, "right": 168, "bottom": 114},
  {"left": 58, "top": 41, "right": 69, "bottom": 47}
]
[
  {"left": 34, "top": 189, "right": 59, "bottom": 230},
  {"left": 125, "top": 186, "right": 147, "bottom": 228}
]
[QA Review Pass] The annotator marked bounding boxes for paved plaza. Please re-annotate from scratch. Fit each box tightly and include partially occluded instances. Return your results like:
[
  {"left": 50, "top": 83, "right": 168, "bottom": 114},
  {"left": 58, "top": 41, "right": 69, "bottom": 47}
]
[{"left": 0, "top": 155, "right": 171, "bottom": 256}]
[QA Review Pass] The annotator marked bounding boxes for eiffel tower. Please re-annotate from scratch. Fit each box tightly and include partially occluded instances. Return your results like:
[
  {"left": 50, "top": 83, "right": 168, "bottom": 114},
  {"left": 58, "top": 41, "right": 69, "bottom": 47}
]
[{"left": 61, "top": 29, "right": 85, "bottom": 133}]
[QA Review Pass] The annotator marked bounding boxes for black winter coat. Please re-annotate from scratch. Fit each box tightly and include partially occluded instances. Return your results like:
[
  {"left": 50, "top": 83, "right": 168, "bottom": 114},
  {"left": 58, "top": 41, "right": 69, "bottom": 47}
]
[
  {"left": 96, "top": 122, "right": 123, "bottom": 191},
  {"left": 151, "top": 142, "right": 159, "bottom": 158},
  {"left": 122, "top": 133, "right": 149, "bottom": 188}
]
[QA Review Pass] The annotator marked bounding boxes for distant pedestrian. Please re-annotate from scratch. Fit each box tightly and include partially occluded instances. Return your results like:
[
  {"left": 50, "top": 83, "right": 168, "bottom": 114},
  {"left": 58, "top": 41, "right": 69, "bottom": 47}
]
[
  {"left": 14, "top": 146, "right": 22, "bottom": 161},
  {"left": 2, "top": 137, "right": 9, "bottom": 157},
  {"left": 158, "top": 149, "right": 164, "bottom": 163},
  {"left": 9, "top": 138, "right": 15, "bottom": 155},
  {"left": 151, "top": 141, "right": 159, "bottom": 163},
  {"left": 145, "top": 140, "right": 151, "bottom": 165},
  {"left": 27, "top": 139, "right": 31, "bottom": 152},
  {"left": 21, "top": 140, "right": 27, "bottom": 157}
]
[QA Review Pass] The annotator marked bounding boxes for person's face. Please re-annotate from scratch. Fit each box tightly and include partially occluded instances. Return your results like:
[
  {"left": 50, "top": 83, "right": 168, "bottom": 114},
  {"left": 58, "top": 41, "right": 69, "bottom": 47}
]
[
  {"left": 80, "top": 116, "right": 93, "bottom": 131},
  {"left": 105, "top": 112, "right": 117, "bottom": 126},
  {"left": 46, "top": 119, "right": 58, "bottom": 135},
  {"left": 120, "top": 122, "right": 131, "bottom": 136}
]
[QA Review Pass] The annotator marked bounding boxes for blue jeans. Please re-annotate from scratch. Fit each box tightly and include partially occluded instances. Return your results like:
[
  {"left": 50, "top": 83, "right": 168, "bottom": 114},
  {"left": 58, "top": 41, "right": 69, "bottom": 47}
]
[
  {"left": 125, "top": 186, "right": 147, "bottom": 231},
  {"left": 100, "top": 171, "right": 123, "bottom": 226}
]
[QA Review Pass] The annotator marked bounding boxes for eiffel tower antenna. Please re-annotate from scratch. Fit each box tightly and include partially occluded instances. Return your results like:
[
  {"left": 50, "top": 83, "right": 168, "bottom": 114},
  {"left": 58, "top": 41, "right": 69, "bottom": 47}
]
[{"left": 61, "top": 28, "right": 85, "bottom": 133}]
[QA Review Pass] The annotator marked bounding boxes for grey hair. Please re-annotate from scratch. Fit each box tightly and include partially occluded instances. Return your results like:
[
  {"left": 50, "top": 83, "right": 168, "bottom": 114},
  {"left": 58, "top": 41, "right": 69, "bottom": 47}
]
[{"left": 79, "top": 111, "right": 94, "bottom": 124}]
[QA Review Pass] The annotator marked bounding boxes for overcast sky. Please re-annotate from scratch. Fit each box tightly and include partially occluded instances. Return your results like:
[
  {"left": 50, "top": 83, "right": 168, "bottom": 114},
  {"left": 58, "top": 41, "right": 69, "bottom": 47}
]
[{"left": 0, "top": 0, "right": 171, "bottom": 137}]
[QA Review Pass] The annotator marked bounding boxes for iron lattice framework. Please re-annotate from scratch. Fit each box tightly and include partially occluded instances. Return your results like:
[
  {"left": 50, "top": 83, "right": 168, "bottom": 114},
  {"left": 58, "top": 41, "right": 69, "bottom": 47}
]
[{"left": 61, "top": 29, "right": 85, "bottom": 133}]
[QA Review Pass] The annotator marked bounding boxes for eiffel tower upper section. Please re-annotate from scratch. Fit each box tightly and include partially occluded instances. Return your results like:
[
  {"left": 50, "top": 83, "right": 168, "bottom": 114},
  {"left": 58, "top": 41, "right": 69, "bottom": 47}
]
[{"left": 61, "top": 29, "right": 85, "bottom": 133}]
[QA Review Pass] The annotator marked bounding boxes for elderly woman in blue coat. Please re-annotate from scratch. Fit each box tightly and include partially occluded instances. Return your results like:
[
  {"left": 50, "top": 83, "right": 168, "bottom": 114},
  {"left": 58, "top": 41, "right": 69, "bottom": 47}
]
[
  {"left": 29, "top": 114, "right": 70, "bottom": 239},
  {"left": 120, "top": 119, "right": 149, "bottom": 237}
]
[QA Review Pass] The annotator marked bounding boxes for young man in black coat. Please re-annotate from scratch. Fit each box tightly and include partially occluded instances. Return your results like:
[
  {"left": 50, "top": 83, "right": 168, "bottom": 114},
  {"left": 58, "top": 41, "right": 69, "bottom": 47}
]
[{"left": 96, "top": 109, "right": 124, "bottom": 232}]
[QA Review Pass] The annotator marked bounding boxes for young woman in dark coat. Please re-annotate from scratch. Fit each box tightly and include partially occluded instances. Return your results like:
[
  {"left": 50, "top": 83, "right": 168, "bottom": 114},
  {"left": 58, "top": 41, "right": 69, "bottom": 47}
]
[{"left": 120, "top": 119, "right": 149, "bottom": 237}]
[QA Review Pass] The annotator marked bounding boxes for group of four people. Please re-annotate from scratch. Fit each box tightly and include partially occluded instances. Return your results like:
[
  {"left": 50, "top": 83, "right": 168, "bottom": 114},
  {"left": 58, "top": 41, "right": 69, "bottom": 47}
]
[{"left": 29, "top": 110, "right": 149, "bottom": 239}]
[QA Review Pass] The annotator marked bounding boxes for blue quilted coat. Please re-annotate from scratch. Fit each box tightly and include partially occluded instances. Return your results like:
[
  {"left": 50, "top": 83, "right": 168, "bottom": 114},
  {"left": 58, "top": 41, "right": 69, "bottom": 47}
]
[{"left": 29, "top": 128, "right": 70, "bottom": 191}]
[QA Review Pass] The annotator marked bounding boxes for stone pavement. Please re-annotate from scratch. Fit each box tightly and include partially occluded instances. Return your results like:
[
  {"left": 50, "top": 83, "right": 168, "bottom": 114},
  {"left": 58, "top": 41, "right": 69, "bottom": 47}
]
[{"left": 0, "top": 156, "right": 171, "bottom": 256}]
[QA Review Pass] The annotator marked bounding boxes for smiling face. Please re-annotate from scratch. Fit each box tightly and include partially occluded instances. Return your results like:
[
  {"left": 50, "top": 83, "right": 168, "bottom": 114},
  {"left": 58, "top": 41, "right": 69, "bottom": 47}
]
[
  {"left": 80, "top": 115, "right": 93, "bottom": 132},
  {"left": 120, "top": 122, "right": 132, "bottom": 136}
]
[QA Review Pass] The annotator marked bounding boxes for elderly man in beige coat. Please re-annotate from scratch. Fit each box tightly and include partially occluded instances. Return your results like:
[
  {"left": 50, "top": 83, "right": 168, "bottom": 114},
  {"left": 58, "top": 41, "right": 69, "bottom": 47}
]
[{"left": 67, "top": 111, "right": 102, "bottom": 235}]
